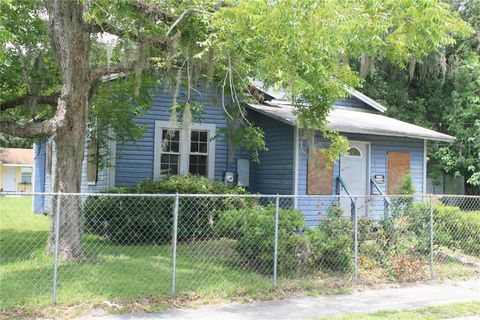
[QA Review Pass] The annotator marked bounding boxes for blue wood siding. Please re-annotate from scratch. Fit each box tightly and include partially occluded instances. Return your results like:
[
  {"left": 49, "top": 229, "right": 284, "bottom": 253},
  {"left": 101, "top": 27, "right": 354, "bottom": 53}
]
[
  {"left": 33, "top": 143, "right": 46, "bottom": 213},
  {"left": 42, "top": 142, "right": 55, "bottom": 212},
  {"left": 247, "top": 110, "right": 294, "bottom": 195},
  {"left": 115, "top": 85, "right": 230, "bottom": 186},
  {"left": 297, "top": 133, "right": 425, "bottom": 225},
  {"left": 39, "top": 140, "right": 111, "bottom": 212}
]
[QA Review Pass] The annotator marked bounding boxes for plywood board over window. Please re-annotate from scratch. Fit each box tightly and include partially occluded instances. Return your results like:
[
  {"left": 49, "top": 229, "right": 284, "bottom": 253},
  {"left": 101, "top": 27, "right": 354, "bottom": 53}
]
[
  {"left": 387, "top": 152, "right": 410, "bottom": 194},
  {"left": 87, "top": 139, "right": 98, "bottom": 185},
  {"left": 45, "top": 143, "right": 52, "bottom": 175},
  {"left": 307, "top": 148, "right": 334, "bottom": 195}
]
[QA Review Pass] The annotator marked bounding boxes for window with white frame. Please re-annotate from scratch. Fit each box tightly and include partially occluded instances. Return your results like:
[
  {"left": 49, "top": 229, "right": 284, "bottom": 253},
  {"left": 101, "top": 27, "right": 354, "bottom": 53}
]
[
  {"left": 160, "top": 129, "right": 180, "bottom": 175},
  {"left": 154, "top": 121, "right": 216, "bottom": 180},
  {"left": 21, "top": 167, "right": 32, "bottom": 184},
  {"left": 189, "top": 130, "right": 209, "bottom": 176}
]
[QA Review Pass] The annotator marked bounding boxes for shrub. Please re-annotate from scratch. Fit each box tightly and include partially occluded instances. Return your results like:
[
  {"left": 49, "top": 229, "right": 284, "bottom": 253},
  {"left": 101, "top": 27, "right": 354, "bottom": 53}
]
[
  {"left": 84, "top": 175, "right": 253, "bottom": 244},
  {"left": 363, "top": 202, "right": 429, "bottom": 280},
  {"left": 216, "top": 205, "right": 309, "bottom": 274},
  {"left": 433, "top": 204, "right": 480, "bottom": 256},
  {"left": 84, "top": 195, "right": 173, "bottom": 244},
  {"left": 390, "top": 254, "right": 426, "bottom": 281},
  {"left": 391, "top": 174, "right": 415, "bottom": 218},
  {"left": 307, "top": 204, "right": 354, "bottom": 273},
  {"left": 404, "top": 202, "right": 480, "bottom": 256}
]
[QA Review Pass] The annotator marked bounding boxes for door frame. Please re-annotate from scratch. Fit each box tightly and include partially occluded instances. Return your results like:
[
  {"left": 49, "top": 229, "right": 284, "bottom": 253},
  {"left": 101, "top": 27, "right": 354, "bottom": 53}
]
[
  {"left": 339, "top": 140, "right": 371, "bottom": 216},
  {"left": 339, "top": 140, "right": 370, "bottom": 196}
]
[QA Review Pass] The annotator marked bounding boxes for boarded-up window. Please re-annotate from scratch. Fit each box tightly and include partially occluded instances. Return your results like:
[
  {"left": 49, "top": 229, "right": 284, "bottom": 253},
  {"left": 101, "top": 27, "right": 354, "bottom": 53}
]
[
  {"left": 87, "top": 139, "right": 98, "bottom": 185},
  {"left": 45, "top": 143, "right": 52, "bottom": 175},
  {"left": 307, "top": 148, "right": 334, "bottom": 195},
  {"left": 387, "top": 152, "right": 410, "bottom": 194}
]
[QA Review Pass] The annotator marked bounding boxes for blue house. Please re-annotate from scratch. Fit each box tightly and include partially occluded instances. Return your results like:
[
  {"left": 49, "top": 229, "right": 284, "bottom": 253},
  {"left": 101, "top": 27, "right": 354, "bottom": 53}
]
[{"left": 33, "top": 83, "right": 454, "bottom": 224}]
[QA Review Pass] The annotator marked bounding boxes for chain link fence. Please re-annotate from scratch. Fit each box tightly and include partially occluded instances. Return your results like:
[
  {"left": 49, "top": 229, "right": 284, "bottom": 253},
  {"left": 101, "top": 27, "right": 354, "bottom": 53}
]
[{"left": 1, "top": 193, "right": 479, "bottom": 308}]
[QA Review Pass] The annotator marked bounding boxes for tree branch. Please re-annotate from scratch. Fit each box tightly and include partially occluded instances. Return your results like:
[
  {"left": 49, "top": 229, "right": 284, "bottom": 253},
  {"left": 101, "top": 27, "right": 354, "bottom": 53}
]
[
  {"left": 166, "top": 8, "right": 210, "bottom": 37},
  {"left": 0, "top": 92, "right": 67, "bottom": 138},
  {"left": 1, "top": 93, "right": 60, "bottom": 112},
  {"left": 89, "top": 62, "right": 135, "bottom": 80},
  {"left": 84, "top": 22, "right": 170, "bottom": 50},
  {"left": 126, "top": 0, "right": 172, "bottom": 24},
  {"left": 0, "top": 119, "right": 55, "bottom": 138}
]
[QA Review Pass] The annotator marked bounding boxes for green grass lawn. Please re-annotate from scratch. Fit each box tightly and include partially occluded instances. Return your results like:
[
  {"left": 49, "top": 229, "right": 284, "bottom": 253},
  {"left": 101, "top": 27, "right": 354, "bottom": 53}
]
[
  {"left": 1, "top": 196, "right": 278, "bottom": 310},
  {"left": 314, "top": 301, "right": 480, "bottom": 319},
  {"left": 1, "top": 196, "right": 478, "bottom": 318}
]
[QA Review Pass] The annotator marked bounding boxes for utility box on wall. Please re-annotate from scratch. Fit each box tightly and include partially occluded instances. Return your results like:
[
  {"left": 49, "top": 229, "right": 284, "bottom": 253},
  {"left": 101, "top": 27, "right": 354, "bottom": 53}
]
[
  {"left": 224, "top": 171, "right": 235, "bottom": 187},
  {"left": 237, "top": 159, "right": 249, "bottom": 187}
]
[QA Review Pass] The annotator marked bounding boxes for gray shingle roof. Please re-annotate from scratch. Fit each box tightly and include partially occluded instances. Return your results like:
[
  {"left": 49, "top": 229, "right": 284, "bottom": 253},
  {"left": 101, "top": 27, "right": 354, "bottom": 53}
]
[{"left": 245, "top": 102, "right": 455, "bottom": 142}]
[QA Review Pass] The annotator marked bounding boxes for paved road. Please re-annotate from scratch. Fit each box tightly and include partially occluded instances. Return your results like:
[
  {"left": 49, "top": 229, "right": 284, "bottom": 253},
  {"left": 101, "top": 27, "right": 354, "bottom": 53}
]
[{"left": 79, "top": 280, "right": 480, "bottom": 320}]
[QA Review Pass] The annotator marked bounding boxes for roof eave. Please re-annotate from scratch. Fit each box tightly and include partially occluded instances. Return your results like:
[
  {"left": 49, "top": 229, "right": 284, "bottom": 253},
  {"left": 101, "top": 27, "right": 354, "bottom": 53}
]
[
  {"left": 245, "top": 103, "right": 455, "bottom": 142},
  {"left": 329, "top": 127, "right": 455, "bottom": 142},
  {"left": 343, "top": 86, "right": 387, "bottom": 113}
]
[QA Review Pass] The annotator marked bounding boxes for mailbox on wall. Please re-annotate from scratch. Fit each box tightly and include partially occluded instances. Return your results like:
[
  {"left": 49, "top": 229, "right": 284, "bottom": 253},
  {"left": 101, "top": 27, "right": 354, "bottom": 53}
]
[{"left": 374, "top": 175, "right": 385, "bottom": 184}]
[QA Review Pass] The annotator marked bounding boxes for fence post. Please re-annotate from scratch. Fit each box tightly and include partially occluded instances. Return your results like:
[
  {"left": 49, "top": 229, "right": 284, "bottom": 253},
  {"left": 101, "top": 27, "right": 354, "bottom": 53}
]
[
  {"left": 429, "top": 194, "right": 435, "bottom": 280},
  {"left": 353, "top": 197, "right": 358, "bottom": 285},
  {"left": 273, "top": 196, "right": 280, "bottom": 289},
  {"left": 171, "top": 194, "right": 179, "bottom": 298},
  {"left": 52, "top": 194, "right": 61, "bottom": 304}
]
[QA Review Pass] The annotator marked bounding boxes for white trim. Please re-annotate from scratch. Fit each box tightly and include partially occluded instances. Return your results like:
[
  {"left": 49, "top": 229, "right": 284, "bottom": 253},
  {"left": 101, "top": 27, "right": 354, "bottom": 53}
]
[
  {"left": 2, "top": 164, "right": 33, "bottom": 167},
  {"left": 108, "top": 131, "right": 116, "bottom": 189},
  {"left": 367, "top": 141, "right": 371, "bottom": 196},
  {"left": 343, "top": 86, "right": 387, "bottom": 113},
  {"left": 293, "top": 126, "right": 299, "bottom": 208},
  {"left": 154, "top": 120, "right": 216, "bottom": 181},
  {"left": 333, "top": 105, "right": 377, "bottom": 114},
  {"left": 423, "top": 139, "right": 427, "bottom": 195},
  {"left": 153, "top": 123, "right": 163, "bottom": 180}
]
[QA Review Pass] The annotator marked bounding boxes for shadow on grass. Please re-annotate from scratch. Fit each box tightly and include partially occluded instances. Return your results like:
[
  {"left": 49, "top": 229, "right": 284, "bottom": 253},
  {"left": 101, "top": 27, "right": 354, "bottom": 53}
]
[
  {"left": 1, "top": 236, "right": 275, "bottom": 308},
  {"left": 0, "top": 229, "right": 49, "bottom": 260},
  {"left": 1, "top": 234, "right": 358, "bottom": 310}
]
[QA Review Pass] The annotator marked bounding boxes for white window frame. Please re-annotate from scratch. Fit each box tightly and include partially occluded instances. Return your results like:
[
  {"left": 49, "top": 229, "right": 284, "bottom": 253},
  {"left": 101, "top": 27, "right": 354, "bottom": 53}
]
[
  {"left": 20, "top": 167, "right": 33, "bottom": 184},
  {"left": 154, "top": 120, "right": 216, "bottom": 180}
]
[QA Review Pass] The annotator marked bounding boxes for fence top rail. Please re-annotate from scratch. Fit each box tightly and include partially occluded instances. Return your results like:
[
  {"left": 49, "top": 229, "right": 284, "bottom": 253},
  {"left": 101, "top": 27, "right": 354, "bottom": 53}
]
[{"left": 1, "top": 192, "right": 479, "bottom": 198}]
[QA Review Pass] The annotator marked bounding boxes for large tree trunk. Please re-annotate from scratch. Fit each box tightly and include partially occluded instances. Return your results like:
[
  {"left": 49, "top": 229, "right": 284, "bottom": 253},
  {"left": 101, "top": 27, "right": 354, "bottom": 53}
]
[{"left": 46, "top": 0, "right": 91, "bottom": 259}]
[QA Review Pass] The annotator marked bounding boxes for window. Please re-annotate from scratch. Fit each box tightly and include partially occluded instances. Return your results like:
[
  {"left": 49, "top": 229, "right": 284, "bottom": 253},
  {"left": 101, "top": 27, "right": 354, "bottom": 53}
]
[
  {"left": 160, "top": 129, "right": 180, "bottom": 175},
  {"left": 21, "top": 167, "right": 32, "bottom": 184},
  {"left": 346, "top": 146, "right": 362, "bottom": 157},
  {"left": 189, "top": 130, "right": 208, "bottom": 176},
  {"left": 154, "top": 121, "right": 215, "bottom": 180}
]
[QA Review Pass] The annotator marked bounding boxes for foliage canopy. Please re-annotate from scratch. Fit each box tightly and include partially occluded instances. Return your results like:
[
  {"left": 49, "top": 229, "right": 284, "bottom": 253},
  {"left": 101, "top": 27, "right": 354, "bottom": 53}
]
[{"left": 0, "top": 0, "right": 472, "bottom": 161}]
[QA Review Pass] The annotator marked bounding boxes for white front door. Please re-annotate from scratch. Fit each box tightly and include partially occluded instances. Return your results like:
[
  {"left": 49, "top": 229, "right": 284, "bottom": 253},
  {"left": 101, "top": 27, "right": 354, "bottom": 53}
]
[
  {"left": 340, "top": 141, "right": 368, "bottom": 215},
  {"left": 3, "top": 166, "right": 17, "bottom": 191}
]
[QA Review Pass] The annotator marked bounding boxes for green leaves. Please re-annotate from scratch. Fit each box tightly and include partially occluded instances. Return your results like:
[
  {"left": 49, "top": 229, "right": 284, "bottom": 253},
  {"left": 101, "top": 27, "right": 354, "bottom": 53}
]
[
  {"left": 209, "top": 0, "right": 471, "bottom": 130},
  {"left": 217, "top": 123, "right": 268, "bottom": 163},
  {"left": 1, "top": 0, "right": 473, "bottom": 168}
]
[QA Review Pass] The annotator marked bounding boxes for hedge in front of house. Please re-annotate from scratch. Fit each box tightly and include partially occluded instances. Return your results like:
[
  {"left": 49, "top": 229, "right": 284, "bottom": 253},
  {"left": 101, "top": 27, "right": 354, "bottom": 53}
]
[
  {"left": 307, "top": 205, "right": 354, "bottom": 273},
  {"left": 215, "top": 204, "right": 357, "bottom": 275},
  {"left": 215, "top": 205, "right": 310, "bottom": 274},
  {"left": 405, "top": 202, "right": 480, "bottom": 256},
  {"left": 84, "top": 175, "right": 253, "bottom": 244},
  {"left": 432, "top": 204, "right": 480, "bottom": 256}
]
